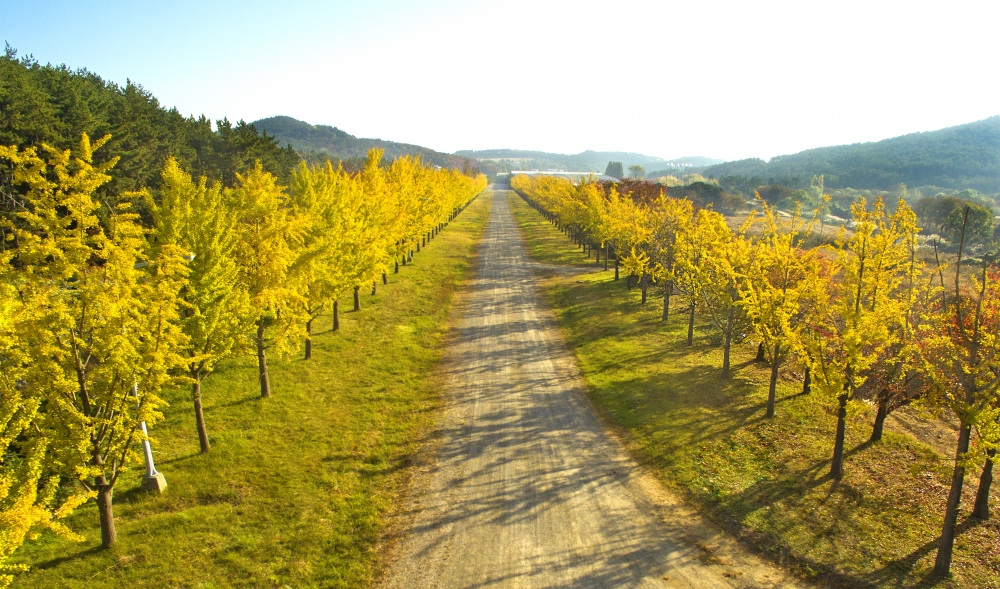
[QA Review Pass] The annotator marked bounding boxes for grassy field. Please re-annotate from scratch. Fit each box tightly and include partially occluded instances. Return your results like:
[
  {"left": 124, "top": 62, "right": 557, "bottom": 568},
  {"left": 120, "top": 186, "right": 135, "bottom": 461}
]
[
  {"left": 507, "top": 192, "right": 1000, "bottom": 589},
  {"left": 9, "top": 194, "right": 492, "bottom": 589}
]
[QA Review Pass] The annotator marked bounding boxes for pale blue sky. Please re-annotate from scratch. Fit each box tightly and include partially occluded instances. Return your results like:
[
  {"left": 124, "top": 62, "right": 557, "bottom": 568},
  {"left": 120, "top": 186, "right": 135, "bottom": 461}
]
[{"left": 3, "top": 0, "right": 999, "bottom": 162}]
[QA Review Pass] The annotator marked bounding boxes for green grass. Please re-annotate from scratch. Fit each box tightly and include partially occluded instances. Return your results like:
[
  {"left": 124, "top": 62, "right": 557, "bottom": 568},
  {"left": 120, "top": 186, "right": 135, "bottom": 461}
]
[
  {"left": 507, "top": 192, "right": 1000, "bottom": 589},
  {"left": 10, "top": 194, "right": 492, "bottom": 589}
]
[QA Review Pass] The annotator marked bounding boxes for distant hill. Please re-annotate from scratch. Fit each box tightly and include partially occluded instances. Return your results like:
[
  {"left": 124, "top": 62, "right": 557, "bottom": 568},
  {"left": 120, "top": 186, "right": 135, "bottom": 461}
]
[
  {"left": 703, "top": 116, "right": 1000, "bottom": 193},
  {"left": 454, "top": 149, "right": 723, "bottom": 174},
  {"left": 253, "top": 116, "right": 475, "bottom": 171}
]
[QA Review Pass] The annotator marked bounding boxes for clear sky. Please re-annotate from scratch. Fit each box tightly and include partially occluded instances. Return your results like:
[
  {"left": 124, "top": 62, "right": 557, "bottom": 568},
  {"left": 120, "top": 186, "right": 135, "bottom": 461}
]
[{"left": 3, "top": 0, "right": 999, "bottom": 162}]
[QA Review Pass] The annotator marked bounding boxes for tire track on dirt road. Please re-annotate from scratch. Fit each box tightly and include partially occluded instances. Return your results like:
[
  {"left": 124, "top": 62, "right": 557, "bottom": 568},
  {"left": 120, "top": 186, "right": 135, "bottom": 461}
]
[{"left": 380, "top": 190, "right": 806, "bottom": 589}]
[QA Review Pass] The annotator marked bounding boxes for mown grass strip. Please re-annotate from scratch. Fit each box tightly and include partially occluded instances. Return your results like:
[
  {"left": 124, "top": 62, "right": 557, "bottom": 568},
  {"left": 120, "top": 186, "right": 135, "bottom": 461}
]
[
  {"left": 10, "top": 193, "right": 492, "bottom": 589},
  {"left": 507, "top": 192, "right": 999, "bottom": 589}
]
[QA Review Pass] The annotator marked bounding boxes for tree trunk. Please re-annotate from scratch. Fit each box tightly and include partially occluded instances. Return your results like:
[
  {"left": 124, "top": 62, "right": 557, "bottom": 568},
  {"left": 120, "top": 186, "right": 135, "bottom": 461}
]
[
  {"left": 869, "top": 400, "right": 888, "bottom": 443},
  {"left": 304, "top": 319, "right": 313, "bottom": 360},
  {"left": 371, "top": 281, "right": 377, "bottom": 296},
  {"left": 595, "top": 243, "right": 601, "bottom": 265},
  {"left": 193, "top": 376, "right": 210, "bottom": 453},
  {"left": 96, "top": 480, "right": 116, "bottom": 548},
  {"left": 605, "top": 244, "right": 609, "bottom": 271},
  {"left": 934, "top": 423, "right": 973, "bottom": 577},
  {"left": 640, "top": 275, "right": 648, "bottom": 304},
  {"left": 722, "top": 306, "right": 734, "bottom": 378},
  {"left": 395, "top": 259, "right": 399, "bottom": 273},
  {"left": 383, "top": 272, "right": 388, "bottom": 285},
  {"left": 614, "top": 256, "right": 619, "bottom": 280},
  {"left": 256, "top": 319, "right": 271, "bottom": 398},
  {"left": 973, "top": 448, "right": 996, "bottom": 520},
  {"left": 802, "top": 365, "right": 811, "bottom": 394},
  {"left": 766, "top": 342, "right": 780, "bottom": 417},
  {"left": 831, "top": 392, "right": 849, "bottom": 478},
  {"left": 755, "top": 342, "right": 766, "bottom": 362},
  {"left": 353, "top": 286, "right": 360, "bottom": 311},
  {"left": 662, "top": 281, "right": 671, "bottom": 322},
  {"left": 416, "top": 242, "right": 421, "bottom": 252},
  {"left": 686, "top": 301, "right": 695, "bottom": 345},
  {"left": 333, "top": 300, "right": 340, "bottom": 331}
]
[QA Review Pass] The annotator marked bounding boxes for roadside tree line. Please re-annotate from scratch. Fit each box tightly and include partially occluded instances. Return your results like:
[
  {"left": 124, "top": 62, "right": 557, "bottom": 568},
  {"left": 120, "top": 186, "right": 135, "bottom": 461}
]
[
  {"left": 0, "top": 136, "right": 485, "bottom": 583},
  {"left": 511, "top": 172, "right": 1000, "bottom": 578}
]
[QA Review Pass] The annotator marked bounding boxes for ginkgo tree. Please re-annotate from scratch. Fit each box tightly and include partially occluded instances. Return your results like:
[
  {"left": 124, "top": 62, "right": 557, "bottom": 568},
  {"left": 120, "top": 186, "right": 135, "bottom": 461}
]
[
  {"left": 742, "top": 199, "right": 820, "bottom": 418},
  {"left": 806, "top": 197, "right": 919, "bottom": 479},
  {"left": 684, "top": 212, "right": 754, "bottom": 376},
  {"left": 918, "top": 207, "right": 1000, "bottom": 577},
  {"left": 1, "top": 135, "right": 187, "bottom": 548},
  {"left": 150, "top": 159, "right": 254, "bottom": 452},
  {"left": 229, "top": 162, "right": 307, "bottom": 399},
  {"left": 0, "top": 282, "right": 89, "bottom": 587}
]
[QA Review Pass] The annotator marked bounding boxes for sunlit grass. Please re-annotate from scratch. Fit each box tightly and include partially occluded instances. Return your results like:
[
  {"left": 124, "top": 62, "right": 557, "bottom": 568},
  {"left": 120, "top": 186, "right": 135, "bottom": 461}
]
[
  {"left": 9, "top": 195, "right": 492, "bottom": 589},
  {"left": 508, "top": 192, "right": 1000, "bottom": 589}
]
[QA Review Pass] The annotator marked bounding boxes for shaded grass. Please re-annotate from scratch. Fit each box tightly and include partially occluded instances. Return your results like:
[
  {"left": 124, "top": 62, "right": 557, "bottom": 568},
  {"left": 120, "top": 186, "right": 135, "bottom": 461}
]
[
  {"left": 9, "top": 194, "right": 492, "bottom": 589},
  {"left": 508, "top": 192, "right": 1000, "bottom": 589}
]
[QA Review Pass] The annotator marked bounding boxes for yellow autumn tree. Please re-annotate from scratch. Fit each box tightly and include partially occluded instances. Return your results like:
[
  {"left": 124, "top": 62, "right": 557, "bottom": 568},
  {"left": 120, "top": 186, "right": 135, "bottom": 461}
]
[
  {"left": 2, "top": 135, "right": 186, "bottom": 548},
  {"left": 806, "top": 197, "right": 919, "bottom": 479},
  {"left": 150, "top": 159, "right": 254, "bottom": 451},
  {"left": 742, "top": 197, "right": 820, "bottom": 418},
  {"left": 918, "top": 207, "right": 1000, "bottom": 576},
  {"left": 0, "top": 282, "right": 89, "bottom": 587},
  {"left": 647, "top": 193, "right": 694, "bottom": 316},
  {"left": 679, "top": 209, "right": 753, "bottom": 373},
  {"left": 229, "top": 161, "right": 307, "bottom": 398}
]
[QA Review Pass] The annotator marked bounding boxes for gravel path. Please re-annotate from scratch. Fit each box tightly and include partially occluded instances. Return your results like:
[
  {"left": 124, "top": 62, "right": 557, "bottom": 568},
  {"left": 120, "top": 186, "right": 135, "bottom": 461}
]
[{"left": 380, "top": 191, "right": 805, "bottom": 589}]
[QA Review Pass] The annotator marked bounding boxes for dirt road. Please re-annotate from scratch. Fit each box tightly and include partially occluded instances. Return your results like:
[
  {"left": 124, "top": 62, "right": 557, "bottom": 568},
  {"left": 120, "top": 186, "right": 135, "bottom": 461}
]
[{"left": 381, "top": 191, "right": 804, "bottom": 589}]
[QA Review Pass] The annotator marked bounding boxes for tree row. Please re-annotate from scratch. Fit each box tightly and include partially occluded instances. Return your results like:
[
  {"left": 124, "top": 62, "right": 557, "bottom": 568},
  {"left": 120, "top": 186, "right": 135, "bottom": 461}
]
[
  {"left": 511, "top": 173, "right": 999, "bottom": 578},
  {"left": 0, "top": 136, "right": 486, "bottom": 585}
]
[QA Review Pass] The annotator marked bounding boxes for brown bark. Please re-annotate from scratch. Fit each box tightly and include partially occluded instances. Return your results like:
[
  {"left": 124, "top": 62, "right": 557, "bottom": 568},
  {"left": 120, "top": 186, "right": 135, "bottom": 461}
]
[
  {"left": 395, "top": 259, "right": 399, "bottom": 273},
  {"left": 353, "top": 286, "right": 360, "bottom": 311},
  {"left": 934, "top": 423, "right": 973, "bottom": 576},
  {"left": 869, "top": 400, "right": 888, "bottom": 443},
  {"left": 766, "top": 342, "right": 780, "bottom": 418},
  {"left": 304, "top": 319, "right": 313, "bottom": 360},
  {"left": 640, "top": 275, "right": 648, "bottom": 304},
  {"left": 371, "top": 281, "right": 377, "bottom": 296},
  {"left": 193, "top": 376, "right": 210, "bottom": 453},
  {"left": 755, "top": 342, "right": 766, "bottom": 363},
  {"left": 973, "top": 448, "right": 996, "bottom": 520},
  {"left": 383, "top": 272, "right": 388, "bottom": 285},
  {"left": 686, "top": 301, "right": 695, "bottom": 345},
  {"left": 722, "top": 306, "right": 734, "bottom": 378},
  {"left": 333, "top": 300, "right": 340, "bottom": 331},
  {"left": 661, "top": 281, "right": 671, "bottom": 322},
  {"left": 256, "top": 319, "right": 271, "bottom": 398},
  {"left": 605, "top": 244, "right": 609, "bottom": 271},
  {"left": 802, "top": 365, "right": 811, "bottom": 394},
  {"left": 831, "top": 392, "right": 848, "bottom": 478},
  {"left": 96, "top": 478, "right": 116, "bottom": 548}
]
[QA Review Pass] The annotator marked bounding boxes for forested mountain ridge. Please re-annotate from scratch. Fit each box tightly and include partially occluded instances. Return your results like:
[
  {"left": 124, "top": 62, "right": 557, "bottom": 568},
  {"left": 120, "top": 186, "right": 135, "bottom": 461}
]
[
  {"left": 0, "top": 47, "right": 299, "bottom": 196},
  {"left": 455, "top": 148, "right": 723, "bottom": 173},
  {"left": 253, "top": 115, "right": 477, "bottom": 171},
  {"left": 704, "top": 116, "right": 1000, "bottom": 193}
]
